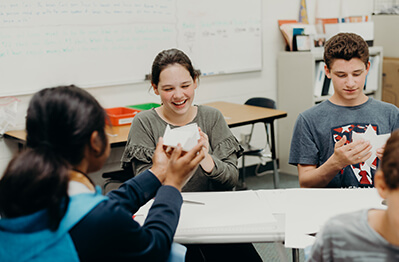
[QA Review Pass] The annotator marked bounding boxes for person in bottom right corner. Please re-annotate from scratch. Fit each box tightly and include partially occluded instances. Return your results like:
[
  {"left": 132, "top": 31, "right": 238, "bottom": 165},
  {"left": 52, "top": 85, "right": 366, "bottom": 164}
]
[{"left": 307, "top": 129, "right": 399, "bottom": 261}]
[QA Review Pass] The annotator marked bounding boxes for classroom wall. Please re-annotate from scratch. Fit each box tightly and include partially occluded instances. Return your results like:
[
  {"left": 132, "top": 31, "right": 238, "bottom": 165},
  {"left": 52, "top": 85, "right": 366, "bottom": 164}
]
[{"left": 0, "top": 0, "right": 374, "bottom": 179}]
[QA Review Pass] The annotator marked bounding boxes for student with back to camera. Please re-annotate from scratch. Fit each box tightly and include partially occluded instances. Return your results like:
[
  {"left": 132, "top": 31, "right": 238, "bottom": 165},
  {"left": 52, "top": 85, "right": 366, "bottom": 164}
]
[
  {"left": 289, "top": 32, "right": 399, "bottom": 188},
  {"left": 308, "top": 129, "right": 399, "bottom": 261},
  {"left": 121, "top": 49, "right": 262, "bottom": 261},
  {"left": 0, "top": 85, "right": 205, "bottom": 261}
]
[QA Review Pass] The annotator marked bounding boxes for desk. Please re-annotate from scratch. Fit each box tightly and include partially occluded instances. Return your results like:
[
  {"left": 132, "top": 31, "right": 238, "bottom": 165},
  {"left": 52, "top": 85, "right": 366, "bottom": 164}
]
[
  {"left": 4, "top": 101, "right": 287, "bottom": 187},
  {"left": 135, "top": 188, "right": 383, "bottom": 262},
  {"left": 5, "top": 101, "right": 287, "bottom": 150},
  {"left": 205, "top": 101, "right": 287, "bottom": 128},
  {"left": 135, "top": 190, "right": 288, "bottom": 259},
  {"left": 4, "top": 101, "right": 287, "bottom": 188},
  {"left": 205, "top": 101, "right": 287, "bottom": 188},
  {"left": 4, "top": 125, "right": 132, "bottom": 149}
]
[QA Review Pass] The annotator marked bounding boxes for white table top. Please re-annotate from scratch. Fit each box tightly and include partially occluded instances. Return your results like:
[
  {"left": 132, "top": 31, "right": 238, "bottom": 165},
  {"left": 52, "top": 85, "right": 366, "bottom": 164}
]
[{"left": 134, "top": 188, "right": 384, "bottom": 247}]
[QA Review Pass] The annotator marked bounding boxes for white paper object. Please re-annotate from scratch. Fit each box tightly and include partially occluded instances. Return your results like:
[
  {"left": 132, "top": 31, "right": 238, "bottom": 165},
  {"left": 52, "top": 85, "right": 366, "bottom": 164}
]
[
  {"left": 163, "top": 123, "right": 200, "bottom": 151},
  {"left": 0, "top": 97, "right": 19, "bottom": 135},
  {"left": 134, "top": 191, "right": 277, "bottom": 238},
  {"left": 352, "top": 124, "right": 390, "bottom": 167}
]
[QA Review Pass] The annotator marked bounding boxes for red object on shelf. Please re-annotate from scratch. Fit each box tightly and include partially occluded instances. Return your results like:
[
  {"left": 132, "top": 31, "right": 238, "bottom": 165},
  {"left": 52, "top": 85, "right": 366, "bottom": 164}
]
[{"left": 105, "top": 107, "right": 140, "bottom": 126}]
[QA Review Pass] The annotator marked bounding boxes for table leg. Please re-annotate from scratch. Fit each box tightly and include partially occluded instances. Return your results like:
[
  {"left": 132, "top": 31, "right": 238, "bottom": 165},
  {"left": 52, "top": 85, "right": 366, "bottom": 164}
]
[
  {"left": 292, "top": 248, "right": 300, "bottom": 262},
  {"left": 270, "top": 121, "right": 279, "bottom": 189},
  {"left": 273, "top": 159, "right": 279, "bottom": 188}
]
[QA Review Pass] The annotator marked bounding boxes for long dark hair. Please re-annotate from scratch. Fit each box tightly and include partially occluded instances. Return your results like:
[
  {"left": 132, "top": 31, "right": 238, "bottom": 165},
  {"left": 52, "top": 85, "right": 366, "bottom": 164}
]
[
  {"left": 151, "top": 48, "right": 200, "bottom": 86},
  {"left": 0, "top": 85, "right": 107, "bottom": 230}
]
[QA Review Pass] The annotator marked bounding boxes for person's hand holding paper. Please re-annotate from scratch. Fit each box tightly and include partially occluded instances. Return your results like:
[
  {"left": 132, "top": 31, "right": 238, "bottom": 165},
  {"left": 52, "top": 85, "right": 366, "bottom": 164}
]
[
  {"left": 352, "top": 125, "right": 390, "bottom": 167},
  {"left": 163, "top": 123, "right": 215, "bottom": 174},
  {"left": 163, "top": 123, "right": 201, "bottom": 152}
]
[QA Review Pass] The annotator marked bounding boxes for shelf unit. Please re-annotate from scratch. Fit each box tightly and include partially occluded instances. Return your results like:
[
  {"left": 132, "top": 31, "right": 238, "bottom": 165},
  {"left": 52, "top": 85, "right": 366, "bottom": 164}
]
[{"left": 277, "top": 46, "right": 383, "bottom": 175}]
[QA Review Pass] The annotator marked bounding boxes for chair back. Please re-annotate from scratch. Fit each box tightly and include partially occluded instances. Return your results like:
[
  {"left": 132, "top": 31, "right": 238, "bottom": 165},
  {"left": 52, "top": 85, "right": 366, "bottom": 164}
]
[
  {"left": 244, "top": 97, "right": 276, "bottom": 109},
  {"left": 240, "top": 97, "right": 279, "bottom": 189}
]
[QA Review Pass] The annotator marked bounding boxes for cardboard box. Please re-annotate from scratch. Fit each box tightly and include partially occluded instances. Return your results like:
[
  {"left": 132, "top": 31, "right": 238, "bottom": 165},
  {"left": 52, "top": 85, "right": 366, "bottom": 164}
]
[
  {"left": 373, "top": 15, "right": 399, "bottom": 58},
  {"left": 325, "top": 22, "right": 374, "bottom": 46},
  {"left": 382, "top": 57, "right": 399, "bottom": 107}
]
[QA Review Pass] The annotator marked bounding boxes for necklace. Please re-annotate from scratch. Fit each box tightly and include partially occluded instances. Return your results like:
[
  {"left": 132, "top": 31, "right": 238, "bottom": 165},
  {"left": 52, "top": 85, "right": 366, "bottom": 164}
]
[{"left": 70, "top": 169, "right": 95, "bottom": 192}]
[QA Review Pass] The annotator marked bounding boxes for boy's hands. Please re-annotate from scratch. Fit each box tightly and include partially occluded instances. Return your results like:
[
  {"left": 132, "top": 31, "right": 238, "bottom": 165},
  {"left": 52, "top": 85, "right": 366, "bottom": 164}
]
[
  {"left": 376, "top": 144, "right": 385, "bottom": 160},
  {"left": 332, "top": 135, "right": 372, "bottom": 168}
]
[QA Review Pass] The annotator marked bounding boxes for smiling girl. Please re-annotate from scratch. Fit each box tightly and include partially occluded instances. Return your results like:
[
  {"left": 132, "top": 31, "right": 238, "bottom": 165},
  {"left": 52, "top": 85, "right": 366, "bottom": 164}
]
[
  {"left": 121, "top": 48, "right": 242, "bottom": 192},
  {"left": 121, "top": 49, "right": 262, "bottom": 261}
]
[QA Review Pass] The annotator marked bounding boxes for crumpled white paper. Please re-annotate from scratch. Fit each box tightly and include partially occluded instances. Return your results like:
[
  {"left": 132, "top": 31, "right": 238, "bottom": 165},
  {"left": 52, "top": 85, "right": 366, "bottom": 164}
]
[
  {"left": 163, "top": 123, "right": 200, "bottom": 152},
  {"left": 352, "top": 124, "right": 390, "bottom": 168},
  {"left": 0, "top": 97, "right": 19, "bottom": 136}
]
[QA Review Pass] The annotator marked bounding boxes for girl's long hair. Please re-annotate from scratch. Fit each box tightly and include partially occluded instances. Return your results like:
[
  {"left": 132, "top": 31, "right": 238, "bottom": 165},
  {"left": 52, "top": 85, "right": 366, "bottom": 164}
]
[{"left": 0, "top": 85, "right": 107, "bottom": 230}]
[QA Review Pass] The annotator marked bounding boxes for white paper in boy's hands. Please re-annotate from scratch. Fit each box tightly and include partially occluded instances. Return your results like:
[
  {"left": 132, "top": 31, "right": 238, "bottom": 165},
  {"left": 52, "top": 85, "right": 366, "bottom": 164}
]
[
  {"left": 352, "top": 124, "right": 390, "bottom": 167},
  {"left": 163, "top": 123, "right": 200, "bottom": 151}
]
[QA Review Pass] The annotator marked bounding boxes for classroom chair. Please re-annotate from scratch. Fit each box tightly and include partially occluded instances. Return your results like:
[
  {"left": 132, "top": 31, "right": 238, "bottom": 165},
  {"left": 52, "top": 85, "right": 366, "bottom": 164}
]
[
  {"left": 102, "top": 169, "right": 132, "bottom": 194},
  {"left": 239, "top": 97, "right": 279, "bottom": 189}
]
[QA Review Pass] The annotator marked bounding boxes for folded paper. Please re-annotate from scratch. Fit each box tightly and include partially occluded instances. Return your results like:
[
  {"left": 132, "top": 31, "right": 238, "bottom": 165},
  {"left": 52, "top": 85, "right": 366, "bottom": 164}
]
[
  {"left": 163, "top": 123, "right": 200, "bottom": 152},
  {"left": 352, "top": 124, "right": 390, "bottom": 167}
]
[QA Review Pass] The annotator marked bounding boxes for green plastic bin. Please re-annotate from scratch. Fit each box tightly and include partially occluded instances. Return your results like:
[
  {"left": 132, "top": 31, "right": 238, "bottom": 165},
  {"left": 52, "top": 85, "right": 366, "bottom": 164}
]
[{"left": 126, "top": 102, "right": 161, "bottom": 111}]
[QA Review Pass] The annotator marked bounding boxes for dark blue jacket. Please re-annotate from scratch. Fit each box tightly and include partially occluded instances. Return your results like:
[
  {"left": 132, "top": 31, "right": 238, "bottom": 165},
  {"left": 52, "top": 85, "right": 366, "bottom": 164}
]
[{"left": 0, "top": 170, "right": 183, "bottom": 262}]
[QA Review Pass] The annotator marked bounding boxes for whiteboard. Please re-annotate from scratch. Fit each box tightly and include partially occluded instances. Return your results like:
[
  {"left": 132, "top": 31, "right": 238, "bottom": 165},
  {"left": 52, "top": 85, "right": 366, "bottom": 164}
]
[{"left": 0, "top": 0, "right": 262, "bottom": 96}]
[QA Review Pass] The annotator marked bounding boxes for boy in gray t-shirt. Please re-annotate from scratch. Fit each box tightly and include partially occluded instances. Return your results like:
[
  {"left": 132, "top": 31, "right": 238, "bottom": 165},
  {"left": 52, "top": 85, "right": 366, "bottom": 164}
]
[{"left": 289, "top": 33, "right": 399, "bottom": 188}]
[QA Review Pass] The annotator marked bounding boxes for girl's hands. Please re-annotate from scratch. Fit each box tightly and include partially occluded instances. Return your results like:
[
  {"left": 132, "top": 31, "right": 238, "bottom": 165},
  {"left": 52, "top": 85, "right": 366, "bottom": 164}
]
[
  {"left": 151, "top": 136, "right": 206, "bottom": 190},
  {"left": 163, "top": 142, "right": 206, "bottom": 191},
  {"left": 198, "top": 127, "right": 210, "bottom": 156},
  {"left": 150, "top": 137, "right": 170, "bottom": 183},
  {"left": 198, "top": 127, "right": 215, "bottom": 173}
]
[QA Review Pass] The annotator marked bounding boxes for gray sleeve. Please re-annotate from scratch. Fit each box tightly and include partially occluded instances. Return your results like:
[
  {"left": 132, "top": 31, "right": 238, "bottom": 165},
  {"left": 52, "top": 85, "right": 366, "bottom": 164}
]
[
  {"left": 306, "top": 217, "right": 347, "bottom": 262},
  {"left": 121, "top": 112, "right": 160, "bottom": 176},
  {"left": 307, "top": 211, "right": 374, "bottom": 262},
  {"left": 289, "top": 113, "right": 320, "bottom": 166},
  {"left": 307, "top": 220, "right": 334, "bottom": 262},
  {"left": 199, "top": 106, "right": 243, "bottom": 188},
  {"left": 206, "top": 136, "right": 241, "bottom": 188},
  {"left": 390, "top": 104, "right": 399, "bottom": 132}
]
